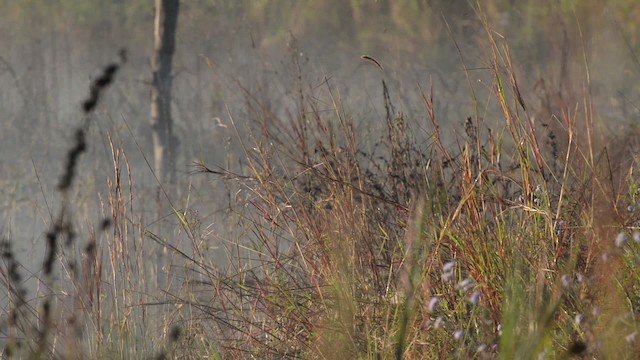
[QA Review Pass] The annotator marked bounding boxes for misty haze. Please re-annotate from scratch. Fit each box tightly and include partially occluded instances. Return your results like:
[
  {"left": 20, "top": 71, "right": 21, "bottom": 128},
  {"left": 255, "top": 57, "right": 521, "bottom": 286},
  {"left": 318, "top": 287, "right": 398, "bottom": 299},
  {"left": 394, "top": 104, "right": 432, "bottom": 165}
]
[{"left": 2, "top": 1, "right": 640, "bottom": 358}]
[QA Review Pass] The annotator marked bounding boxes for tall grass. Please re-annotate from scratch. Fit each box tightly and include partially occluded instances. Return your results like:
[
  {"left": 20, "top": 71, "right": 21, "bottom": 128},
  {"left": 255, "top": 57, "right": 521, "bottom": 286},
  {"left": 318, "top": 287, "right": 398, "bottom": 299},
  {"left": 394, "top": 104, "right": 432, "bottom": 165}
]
[{"left": 3, "top": 7, "right": 640, "bottom": 360}]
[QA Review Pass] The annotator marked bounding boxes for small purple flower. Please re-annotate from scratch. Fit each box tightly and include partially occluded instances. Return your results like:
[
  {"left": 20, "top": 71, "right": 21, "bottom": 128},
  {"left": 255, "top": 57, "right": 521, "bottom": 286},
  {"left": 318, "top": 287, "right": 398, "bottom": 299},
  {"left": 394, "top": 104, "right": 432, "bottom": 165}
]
[
  {"left": 468, "top": 291, "right": 481, "bottom": 304},
  {"left": 626, "top": 331, "right": 638, "bottom": 344},
  {"left": 561, "top": 274, "right": 572, "bottom": 288},
  {"left": 427, "top": 297, "right": 440, "bottom": 312},
  {"left": 442, "top": 261, "right": 456, "bottom": 273},
  {"left": 433, "top": 316, "right": 444, "bottom": 330},
  {"left": 441, "top": 262, "right": 455, "bottom": 281},
  {"left": 615, "top": 232, "right": 629, "bottom": 247},
  {"left": 574, "top": 314, "right": 583, "bottom": 326},
  {"left": 476, "top": 344, "right": 487, "bottom": 353},
  {"left": 453, "top": 330, "right": 464, "bottom": 341},
  {"left": 442, "top": 270, "right": 454, "bottom": 282},
  {"left": 456, "top": 278, "right": 474, "bottom": 292},
  {"left": 634, "top": 231, "right": 640, "bottom": 243}
]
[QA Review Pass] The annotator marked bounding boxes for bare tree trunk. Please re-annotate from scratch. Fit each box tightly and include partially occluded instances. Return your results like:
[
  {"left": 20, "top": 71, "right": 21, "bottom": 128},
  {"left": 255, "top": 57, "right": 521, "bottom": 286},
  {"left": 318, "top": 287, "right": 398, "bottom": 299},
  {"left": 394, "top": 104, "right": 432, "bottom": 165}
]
[
  {"left": 151, "top": 0, "right": 179, "bottom": 198},
  {"left": 151, "top": 0, "right": 179, "bottom": 292}
]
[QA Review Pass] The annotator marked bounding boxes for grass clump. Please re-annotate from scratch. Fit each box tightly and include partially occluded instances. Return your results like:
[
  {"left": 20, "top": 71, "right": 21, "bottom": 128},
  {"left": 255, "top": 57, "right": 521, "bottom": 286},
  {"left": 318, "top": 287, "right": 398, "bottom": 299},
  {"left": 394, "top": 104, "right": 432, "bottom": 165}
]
[{"left": 181, "top": 21, "right": 640, "bottom": 360}]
